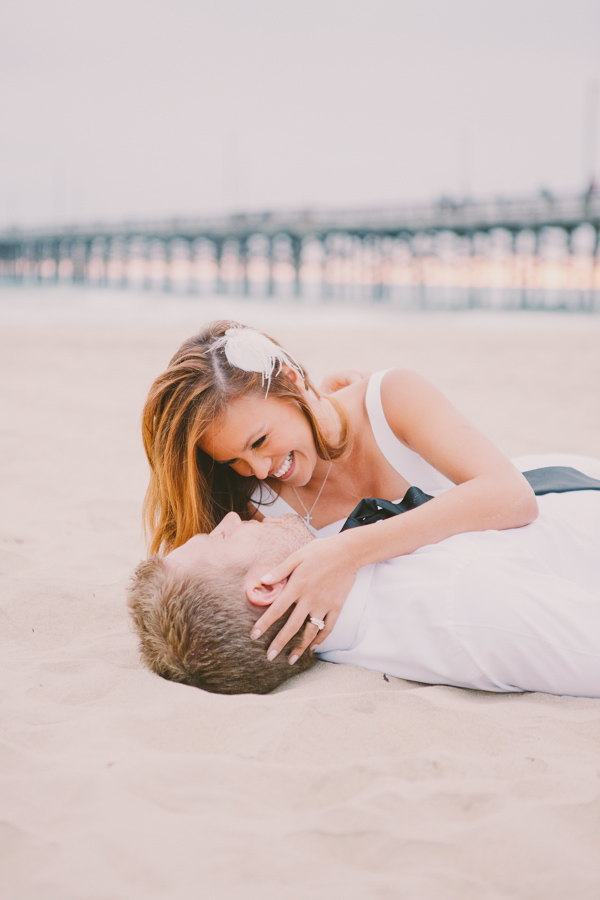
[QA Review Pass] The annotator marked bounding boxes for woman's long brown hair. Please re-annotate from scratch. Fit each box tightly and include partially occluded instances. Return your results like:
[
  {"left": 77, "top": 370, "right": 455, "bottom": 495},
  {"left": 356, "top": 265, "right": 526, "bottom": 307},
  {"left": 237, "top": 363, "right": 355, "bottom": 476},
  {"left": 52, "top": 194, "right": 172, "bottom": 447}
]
[{"left": 142, "top": 320, "right": 350, "bottom": 555}]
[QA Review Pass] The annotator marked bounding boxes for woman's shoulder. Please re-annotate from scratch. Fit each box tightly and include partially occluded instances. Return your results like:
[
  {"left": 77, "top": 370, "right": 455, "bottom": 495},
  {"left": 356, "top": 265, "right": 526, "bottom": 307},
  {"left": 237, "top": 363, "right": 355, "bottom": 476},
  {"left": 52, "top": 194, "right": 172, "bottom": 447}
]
[
  {"left": 333, "top": 368, "right": 426, "bottom": 437},
  {"left": 379, "top": 367, "right": 430, "bottom": 395},
  {"left": 378, "top": 368, "right": 443, "bottom": 442}
]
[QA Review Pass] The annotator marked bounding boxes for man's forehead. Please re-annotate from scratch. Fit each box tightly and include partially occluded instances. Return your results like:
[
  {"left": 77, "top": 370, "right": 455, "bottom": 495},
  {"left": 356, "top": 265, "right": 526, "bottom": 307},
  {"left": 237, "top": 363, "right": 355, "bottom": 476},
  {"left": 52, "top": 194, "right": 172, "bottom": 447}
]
[
  {"left": 165, "top": 533, "right": 210, "bottom": 570},
  {"left": 180, "top": 532, "right": 209, "bottom": 550}
]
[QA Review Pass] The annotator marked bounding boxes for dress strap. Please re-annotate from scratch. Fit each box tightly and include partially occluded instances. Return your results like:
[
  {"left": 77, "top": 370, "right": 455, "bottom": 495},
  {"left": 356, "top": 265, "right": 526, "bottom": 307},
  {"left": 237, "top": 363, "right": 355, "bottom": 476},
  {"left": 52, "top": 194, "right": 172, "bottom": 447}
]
[
  {"left": 364, "top": 370, "right": 454, "bottom": 493},
  {"left": 364, "top": 370, "right": 402, "bottom": 468}
]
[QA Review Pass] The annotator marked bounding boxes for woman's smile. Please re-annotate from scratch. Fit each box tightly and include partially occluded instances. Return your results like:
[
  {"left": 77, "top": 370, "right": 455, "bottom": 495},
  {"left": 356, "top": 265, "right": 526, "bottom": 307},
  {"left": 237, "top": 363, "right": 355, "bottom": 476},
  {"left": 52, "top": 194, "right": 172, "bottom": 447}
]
[{"left": 272, "top": 451, "right": 294, "bottom": 480}]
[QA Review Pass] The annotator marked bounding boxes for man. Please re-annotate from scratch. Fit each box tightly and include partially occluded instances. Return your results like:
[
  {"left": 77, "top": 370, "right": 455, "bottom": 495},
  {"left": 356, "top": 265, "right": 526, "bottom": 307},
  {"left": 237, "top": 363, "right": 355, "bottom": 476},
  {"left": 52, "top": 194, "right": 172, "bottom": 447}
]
[
  {"left": 128, "top": 513, "right": 315, "bottom": 694},
  {"left": 128, "top": 463, "right": 600, "bottom": 698}
]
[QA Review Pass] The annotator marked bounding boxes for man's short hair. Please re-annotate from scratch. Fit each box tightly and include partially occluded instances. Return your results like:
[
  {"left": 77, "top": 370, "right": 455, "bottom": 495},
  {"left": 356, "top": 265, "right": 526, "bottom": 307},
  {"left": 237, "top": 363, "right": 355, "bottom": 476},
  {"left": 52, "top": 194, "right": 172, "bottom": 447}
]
[{"left": 127, "top": 555, "right": 315, "bottom": 695}]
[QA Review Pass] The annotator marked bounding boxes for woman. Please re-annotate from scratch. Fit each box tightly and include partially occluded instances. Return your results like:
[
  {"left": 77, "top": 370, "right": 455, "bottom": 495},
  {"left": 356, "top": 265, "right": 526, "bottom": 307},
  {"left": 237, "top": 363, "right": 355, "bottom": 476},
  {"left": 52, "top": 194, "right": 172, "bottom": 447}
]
[{"left": 142, "top": 319, "right": 538, "bottom": 664}]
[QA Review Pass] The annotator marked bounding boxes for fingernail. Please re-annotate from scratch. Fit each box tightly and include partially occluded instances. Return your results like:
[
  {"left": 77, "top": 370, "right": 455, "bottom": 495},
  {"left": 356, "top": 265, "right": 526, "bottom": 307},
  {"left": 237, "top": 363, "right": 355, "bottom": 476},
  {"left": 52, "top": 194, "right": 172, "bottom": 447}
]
[
  {"left": 261, "top": 573, "right": 273, "bottom": 583},
  {"left": 250, "top": 629, "right": 261, "bottom": 640},
  {"left": 289, "top": 655, "right": 298, "bottom": 666},
  {"left": 267, "top": 649, "right": 278, "bottom": 661}
]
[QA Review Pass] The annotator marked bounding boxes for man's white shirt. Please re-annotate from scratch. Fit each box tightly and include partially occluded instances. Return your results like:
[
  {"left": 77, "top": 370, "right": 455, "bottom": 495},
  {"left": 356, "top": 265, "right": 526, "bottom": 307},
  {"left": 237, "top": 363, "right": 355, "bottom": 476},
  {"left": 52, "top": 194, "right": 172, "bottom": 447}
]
[{"left": 316, "top": 456, "right": 600, "bottom": 697}]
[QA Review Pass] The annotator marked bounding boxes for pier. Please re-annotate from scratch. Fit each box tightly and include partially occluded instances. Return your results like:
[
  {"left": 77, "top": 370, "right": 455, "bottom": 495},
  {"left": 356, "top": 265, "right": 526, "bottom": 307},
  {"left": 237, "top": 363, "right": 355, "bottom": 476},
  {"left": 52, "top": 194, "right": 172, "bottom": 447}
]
[{"left": 1, "top": 191, "right": 599, "bottom": 310}]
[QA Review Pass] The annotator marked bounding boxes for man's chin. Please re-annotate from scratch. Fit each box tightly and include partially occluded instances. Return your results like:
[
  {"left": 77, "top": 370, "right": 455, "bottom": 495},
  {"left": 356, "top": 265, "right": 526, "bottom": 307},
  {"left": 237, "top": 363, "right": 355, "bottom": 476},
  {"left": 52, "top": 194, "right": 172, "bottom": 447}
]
[{"left": 266, "top": 513, "right": 314, "bottom": 543}]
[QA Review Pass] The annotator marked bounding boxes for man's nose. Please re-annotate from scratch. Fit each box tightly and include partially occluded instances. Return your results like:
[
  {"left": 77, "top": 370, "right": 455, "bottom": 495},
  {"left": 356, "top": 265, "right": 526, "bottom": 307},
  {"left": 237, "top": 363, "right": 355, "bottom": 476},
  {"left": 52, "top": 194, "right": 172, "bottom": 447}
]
[{"left": 218, "top": 511, "right": 242, "bottom": 535}]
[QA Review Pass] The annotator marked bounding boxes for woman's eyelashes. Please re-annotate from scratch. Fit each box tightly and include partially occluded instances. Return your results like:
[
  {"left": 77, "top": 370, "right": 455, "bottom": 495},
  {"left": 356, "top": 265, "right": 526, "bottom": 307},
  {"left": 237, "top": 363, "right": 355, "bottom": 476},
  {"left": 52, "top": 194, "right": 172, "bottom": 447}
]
[{"left": 213, "top": 435, "right": 267, "bottom": 468}]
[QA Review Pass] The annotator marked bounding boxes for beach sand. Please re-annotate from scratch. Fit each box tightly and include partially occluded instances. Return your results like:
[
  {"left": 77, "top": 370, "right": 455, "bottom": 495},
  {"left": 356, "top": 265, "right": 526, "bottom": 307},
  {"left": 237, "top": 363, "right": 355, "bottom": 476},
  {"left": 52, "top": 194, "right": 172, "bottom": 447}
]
[{"left": 2, "top": 287, "right": 600, "bottom": 900}]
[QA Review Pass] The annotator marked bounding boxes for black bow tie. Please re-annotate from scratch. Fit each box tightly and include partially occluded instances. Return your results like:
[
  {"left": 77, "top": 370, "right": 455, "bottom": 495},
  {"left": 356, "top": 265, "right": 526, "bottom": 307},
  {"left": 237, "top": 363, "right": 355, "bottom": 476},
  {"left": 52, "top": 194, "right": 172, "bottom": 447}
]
[{"left": 341, "top": 466, "right": 600, "bottom": 531}]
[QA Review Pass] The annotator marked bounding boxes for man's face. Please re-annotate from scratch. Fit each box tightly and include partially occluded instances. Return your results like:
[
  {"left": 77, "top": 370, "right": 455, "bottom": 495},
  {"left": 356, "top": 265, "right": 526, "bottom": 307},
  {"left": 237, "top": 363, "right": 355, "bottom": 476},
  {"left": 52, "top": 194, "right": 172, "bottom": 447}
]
[{"left": 166, "top": 512, "right": 313, "bottom": 583}]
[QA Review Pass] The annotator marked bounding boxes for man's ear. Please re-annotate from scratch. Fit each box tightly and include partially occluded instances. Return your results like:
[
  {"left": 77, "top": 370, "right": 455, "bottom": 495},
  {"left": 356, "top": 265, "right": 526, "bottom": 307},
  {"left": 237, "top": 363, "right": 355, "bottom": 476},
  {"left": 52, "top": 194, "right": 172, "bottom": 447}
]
[{"left": 245, "top": 576, "right": 288, "bottom": 607}]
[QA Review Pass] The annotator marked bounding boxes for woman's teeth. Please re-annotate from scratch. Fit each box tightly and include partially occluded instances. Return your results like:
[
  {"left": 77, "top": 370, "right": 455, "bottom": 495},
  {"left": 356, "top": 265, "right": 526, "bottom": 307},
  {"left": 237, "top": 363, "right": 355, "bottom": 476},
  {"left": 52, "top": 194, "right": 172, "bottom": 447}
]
[{"left": 273, "top": 452, "right": 293, "bottom": 479}]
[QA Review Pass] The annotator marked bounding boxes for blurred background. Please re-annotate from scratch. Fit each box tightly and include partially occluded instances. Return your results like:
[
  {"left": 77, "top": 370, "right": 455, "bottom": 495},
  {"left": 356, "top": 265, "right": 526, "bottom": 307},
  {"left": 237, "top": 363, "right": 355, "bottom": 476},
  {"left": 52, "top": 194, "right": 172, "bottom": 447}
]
[{"left": 1, "top": 0, "right": 599, "bottom": 309}]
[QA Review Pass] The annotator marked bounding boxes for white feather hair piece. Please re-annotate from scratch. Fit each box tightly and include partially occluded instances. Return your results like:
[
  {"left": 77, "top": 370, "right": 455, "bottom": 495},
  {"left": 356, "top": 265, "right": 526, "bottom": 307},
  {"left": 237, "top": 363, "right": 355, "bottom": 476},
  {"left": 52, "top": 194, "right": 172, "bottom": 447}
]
[{"left": 209, "top": 327, "right": 304, "bottom": 395}]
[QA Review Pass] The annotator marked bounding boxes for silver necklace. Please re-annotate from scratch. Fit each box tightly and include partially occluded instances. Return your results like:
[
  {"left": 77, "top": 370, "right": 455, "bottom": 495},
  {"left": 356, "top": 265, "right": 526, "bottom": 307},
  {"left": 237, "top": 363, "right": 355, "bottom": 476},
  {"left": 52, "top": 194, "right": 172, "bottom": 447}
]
[{"left": 292, "top": 461, "right": 333, "bottom": 527}]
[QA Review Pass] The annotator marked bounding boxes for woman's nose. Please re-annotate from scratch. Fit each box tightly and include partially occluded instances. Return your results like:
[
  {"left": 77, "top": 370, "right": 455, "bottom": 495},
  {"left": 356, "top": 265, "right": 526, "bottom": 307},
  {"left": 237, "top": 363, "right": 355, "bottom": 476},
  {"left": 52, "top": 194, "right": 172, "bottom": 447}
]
[{"left": 251, "top": 457, "right": 271, "bottom": 480}]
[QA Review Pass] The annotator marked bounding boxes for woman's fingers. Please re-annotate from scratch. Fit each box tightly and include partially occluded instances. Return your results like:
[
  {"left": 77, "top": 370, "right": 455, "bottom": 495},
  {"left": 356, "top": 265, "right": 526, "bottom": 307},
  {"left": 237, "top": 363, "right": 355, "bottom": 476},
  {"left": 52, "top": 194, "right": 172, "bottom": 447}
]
[
  {"left": 287, "top": 622, "right": 322, "bottom": 665},
  {"left": 258, "top": 554, "right": 300, "bottom": 589},
  {"left": 283, "top": 607, "right": 341, "bottom": 664},
  {"left": 264, "top": 605, "right": 309, "bottom": 660},
  {"left": 309, "top": 623, "right": 333, "bottom": 648},
  {"left": 251, "top": 539, "right": 357, "bottom": 660},
  {"left": 288, "top": 609, "right": 339, "bottom": 663},
  {"left": 251, "top": 594, "right": 294, "bottom": 639},
  {"left": 249, "top": 554, "right": 305, "bottom": 640}
]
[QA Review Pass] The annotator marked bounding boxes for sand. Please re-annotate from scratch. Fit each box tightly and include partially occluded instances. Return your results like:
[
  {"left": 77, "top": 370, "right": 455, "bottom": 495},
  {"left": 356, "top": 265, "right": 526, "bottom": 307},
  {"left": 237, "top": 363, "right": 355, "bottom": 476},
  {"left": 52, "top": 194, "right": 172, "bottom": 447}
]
[{"left": 2, "top": 286, "right": 600, "bottom": 900}]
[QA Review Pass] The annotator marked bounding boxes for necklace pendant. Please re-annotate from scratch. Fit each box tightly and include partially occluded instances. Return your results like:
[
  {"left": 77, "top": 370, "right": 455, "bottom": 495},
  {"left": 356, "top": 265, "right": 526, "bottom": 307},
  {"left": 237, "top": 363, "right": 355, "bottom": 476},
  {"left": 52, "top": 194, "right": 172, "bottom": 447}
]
[{"left": 292, "top": 460, "right": 333, "bottom": 532}]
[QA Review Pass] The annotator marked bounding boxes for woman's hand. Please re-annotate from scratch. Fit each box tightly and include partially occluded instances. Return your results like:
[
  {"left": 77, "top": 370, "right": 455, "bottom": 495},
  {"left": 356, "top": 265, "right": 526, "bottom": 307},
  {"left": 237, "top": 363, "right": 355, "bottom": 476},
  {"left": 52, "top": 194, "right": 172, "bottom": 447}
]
[
  {"left": 319, "top": 369, "right": 370, "bottom": 394},
  {"left": 250, "top": 536, "right": 359, "bottom": 664}
]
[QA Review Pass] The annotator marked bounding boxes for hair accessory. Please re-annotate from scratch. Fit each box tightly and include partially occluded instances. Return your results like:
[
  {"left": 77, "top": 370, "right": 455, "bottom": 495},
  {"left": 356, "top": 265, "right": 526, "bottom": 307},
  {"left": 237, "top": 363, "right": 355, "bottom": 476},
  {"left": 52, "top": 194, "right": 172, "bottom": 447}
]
[
  {"left": 209, "top": 327, "right": 304, "bottom": 395},
  {"left": 308, "top": 616, "right": 325, "bottom": 631}
]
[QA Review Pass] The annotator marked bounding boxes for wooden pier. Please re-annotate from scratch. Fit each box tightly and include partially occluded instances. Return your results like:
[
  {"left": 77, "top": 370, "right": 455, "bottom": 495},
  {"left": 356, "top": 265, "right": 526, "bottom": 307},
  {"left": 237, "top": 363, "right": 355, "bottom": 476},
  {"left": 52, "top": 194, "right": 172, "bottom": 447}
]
[{"left": 1, "top": 192, "right": 599, "bottom": 309}]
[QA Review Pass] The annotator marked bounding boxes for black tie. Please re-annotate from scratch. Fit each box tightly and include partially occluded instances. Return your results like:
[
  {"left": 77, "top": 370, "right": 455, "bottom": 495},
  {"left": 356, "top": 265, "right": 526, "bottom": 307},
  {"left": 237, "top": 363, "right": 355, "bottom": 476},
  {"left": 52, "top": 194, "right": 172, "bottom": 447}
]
[{"left": 341, "top": 466, "right": 600, "bottom": 531}]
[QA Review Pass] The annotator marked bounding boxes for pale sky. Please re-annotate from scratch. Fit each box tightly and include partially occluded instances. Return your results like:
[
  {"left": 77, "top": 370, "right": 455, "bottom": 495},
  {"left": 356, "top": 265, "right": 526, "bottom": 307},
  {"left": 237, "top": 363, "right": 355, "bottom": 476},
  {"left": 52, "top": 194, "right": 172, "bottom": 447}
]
[{"left": 2, "top": 0, "right": 600, "bottom": 227}]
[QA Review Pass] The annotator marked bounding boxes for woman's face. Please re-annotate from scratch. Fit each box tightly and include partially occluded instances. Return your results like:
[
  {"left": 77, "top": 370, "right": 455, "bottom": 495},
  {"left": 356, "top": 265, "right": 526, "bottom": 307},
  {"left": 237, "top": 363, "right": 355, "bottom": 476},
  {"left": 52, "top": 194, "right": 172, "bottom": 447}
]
[{"left": 199, "top": 393, "right": 319, "bottom": 487}]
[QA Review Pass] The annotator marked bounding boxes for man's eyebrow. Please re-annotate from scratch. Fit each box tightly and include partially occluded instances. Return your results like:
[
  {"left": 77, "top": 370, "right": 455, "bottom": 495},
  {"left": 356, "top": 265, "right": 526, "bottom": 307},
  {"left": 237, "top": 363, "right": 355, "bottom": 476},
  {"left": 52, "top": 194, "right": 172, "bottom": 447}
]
[{"left": 213, "top": 425, "right": 267, "bottom": 466}]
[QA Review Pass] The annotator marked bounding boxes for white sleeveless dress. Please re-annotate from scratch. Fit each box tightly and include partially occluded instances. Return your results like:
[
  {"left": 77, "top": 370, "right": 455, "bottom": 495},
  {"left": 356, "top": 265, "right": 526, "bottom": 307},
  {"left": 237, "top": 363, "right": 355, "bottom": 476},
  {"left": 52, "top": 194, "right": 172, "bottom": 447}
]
[{"left": 252, "top": 369, "right": 583, "bottom": 535}]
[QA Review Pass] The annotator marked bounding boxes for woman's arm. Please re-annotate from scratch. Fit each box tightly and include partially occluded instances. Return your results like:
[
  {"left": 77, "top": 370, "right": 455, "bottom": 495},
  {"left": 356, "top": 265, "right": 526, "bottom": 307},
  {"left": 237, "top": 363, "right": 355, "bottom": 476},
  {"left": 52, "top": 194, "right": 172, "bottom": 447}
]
[
  {"left": 377, "top": 368, "right": 539, "bottom": 539},
  {"left": 252, "top": 368, "right": 538, "bottom": 661}
]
